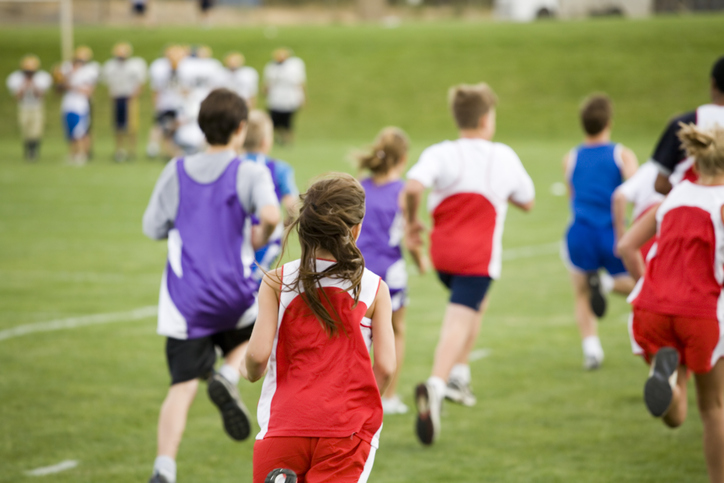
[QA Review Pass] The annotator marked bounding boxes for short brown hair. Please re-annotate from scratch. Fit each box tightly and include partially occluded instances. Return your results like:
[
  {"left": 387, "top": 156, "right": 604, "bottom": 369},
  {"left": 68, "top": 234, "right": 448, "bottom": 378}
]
[
  {"left": 243, "top": 110, "right": 273, "bottom": 152},
  {"left": 198, "top": 88, "right": 248, "bottom": 146},
  {"left": 580, "top": 94, "right": 612, "bottom": 136},
  {"left": 449, "top": 83, "right": 498, "bottom": 130}
]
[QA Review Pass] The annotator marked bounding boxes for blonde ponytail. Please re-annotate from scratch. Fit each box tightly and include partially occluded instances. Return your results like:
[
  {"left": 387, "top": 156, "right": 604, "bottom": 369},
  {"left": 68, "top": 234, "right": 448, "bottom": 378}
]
[{"left": 677, "top": 122, "right": 724, "bottom": 176}]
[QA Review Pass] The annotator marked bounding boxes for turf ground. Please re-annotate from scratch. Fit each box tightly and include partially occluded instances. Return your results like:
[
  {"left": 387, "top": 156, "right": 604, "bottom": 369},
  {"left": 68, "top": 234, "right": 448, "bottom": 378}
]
[{"left": 1, "top": 14, "right": 724, "bottom": 482}]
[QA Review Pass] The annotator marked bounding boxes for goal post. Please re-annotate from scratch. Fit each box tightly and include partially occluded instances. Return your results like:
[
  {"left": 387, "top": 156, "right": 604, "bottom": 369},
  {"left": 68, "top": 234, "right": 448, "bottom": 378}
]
[{"left": 0, "top": 0, "right": 73, "bottom": 61}]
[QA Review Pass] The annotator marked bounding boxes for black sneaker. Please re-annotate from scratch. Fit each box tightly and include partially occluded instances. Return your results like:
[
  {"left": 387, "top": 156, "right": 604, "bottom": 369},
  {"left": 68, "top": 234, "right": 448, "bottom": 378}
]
[
  {"left": 148, "top": 473, "right": 171, "bottom": 483},
  {"left": 265, "top": 468, "right": 298, "bottom": 483},
  {"left": 644, "top": 347, "right": 679, "bottom": 417},
  {"left": 586, "top": 271, "right": 607, "bottom": 318},
  {"left": 207, "top": 372, "right": 252, "bottom": 441},
  {"left": 414, "top": 382, "right": 440, "bottom": 446}
]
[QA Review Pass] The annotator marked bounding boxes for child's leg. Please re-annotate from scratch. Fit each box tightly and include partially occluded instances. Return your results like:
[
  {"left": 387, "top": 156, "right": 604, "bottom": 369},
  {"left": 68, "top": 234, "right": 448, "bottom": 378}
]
[
  {"left": 569, "top": 270, "right": 604, "bottom": 369},
  {"left": 383, "top": 306, "right": 406, "bottom": 400},
  {"left": 431, "top": 303, "right": 481, "bottom": 382},
  {"left": 694, "top": 359, "right": 724, "bottom": 482},
  {"left": 663, "top": 365, "right": 689, "bottom": 428},
  {"left": 611, "top": 274, "right": 635, "bottom": 296},
  {"left": 455, "top": 296, "right": 489, "bottom": 366},
  {"left": 157, "top": 379, "right": 199, "bottom": 459},
  {"left": 223, "top": 340, "right": 249, "bottom": 381}
]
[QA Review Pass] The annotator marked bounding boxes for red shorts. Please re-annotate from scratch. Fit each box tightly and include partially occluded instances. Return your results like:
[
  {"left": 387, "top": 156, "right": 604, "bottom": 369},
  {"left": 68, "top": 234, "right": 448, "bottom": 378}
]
[
  {"left": 253, "top": 435, "right": 376, "bottom": 483},
  {"left": 630, "top": 307, "right": 721, "bottom": 374}
]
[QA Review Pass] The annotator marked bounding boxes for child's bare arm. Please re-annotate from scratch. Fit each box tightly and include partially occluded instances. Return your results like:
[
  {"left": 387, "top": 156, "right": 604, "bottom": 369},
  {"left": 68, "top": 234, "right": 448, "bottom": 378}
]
[
  {"left": 619, "top": 147, "right": 639, "bottom": 180},
  {"left": 399, "top": 189, "right": 428, "bottom": 274},
  {"left": 245, "top": 271, "right": 281, "bottom": 382},
  {"left": 252, "top": 204, "right": 281, "bottom": 250},
  {"left": 366, "top": 281, "right": 395, "bottom": 394},
  {"left": 618, "top": 204, "right": 659, "bottom": 281},
  {"left": 281, "top": 194, "right": 299, "bottom": 226}
]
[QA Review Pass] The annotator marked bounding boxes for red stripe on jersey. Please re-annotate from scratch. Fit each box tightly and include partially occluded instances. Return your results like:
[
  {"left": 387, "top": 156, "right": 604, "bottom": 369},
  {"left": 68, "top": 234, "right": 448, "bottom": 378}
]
[
  {"left": 430, "top": 193, "right": 496, "bottom": 276},
  {"left": 634, "top": 206, "right": 720, "bottom": 319},
  {"left": 266, "top": 287, "right": 382, "bottom": 444},
  {"left": 683, "top": 166, "right": 699, "bottom": 183}
]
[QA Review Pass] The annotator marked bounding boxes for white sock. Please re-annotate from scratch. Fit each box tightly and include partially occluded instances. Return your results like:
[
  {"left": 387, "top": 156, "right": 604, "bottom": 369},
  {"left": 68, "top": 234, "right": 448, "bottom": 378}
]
[
  {"left": 600, "top": 272, "right": 614, "bottom": 294},
  {"left": 427, "top": 376, "right": 447, "bottom": 402},
  {"left": 582, "top": 336, "right": 604, "bottom": 358},
  {"left": 219, "top": 364, "right": 240, "bottom": 385},
  {"left": 154, "top": 456, "right": 176, "bottom": 483},
  {"left": 449, "top": 364, "right": 471, "bottom": 385}
]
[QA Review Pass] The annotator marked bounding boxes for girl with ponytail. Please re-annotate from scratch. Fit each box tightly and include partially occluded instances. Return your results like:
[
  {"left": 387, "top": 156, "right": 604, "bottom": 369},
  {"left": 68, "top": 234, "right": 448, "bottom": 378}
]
[
  {"left": 355, "top": 127, "right": 427, "bottom": 415},
  {"left": 618, "top": 124, "right": 724, "bottom": 483},
  {"left": 245, "top": 173, "right": 395, "bottom": 483}
]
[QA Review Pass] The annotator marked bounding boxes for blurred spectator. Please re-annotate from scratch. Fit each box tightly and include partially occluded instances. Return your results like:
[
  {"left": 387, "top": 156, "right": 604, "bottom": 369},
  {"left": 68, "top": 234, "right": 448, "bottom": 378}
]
[
  {"left": 6, "top": 55, "right": 53, "bottom": 161},
  {"left": 263, "top": 48, "right": 306, "bottom": 146},
  {"left": 130, "top": 0, "right": 147, "bottom": 16},
  {"left": 223, "top": 52, "right": 258, "bottom": 109},
  {"left": 102, "top": 42, "right": 147, "bottom": 162},
  {"left": 56, "top": 46, "right": 100, "bottom": 166}
]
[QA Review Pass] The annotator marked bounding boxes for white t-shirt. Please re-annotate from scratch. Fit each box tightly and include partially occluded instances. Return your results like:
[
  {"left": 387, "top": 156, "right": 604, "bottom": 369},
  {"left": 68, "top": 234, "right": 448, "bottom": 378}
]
[
  {"left": 60, "top": 62, "right": 99, "bottom": 114},
  {"left": 616, "top": 161, "right": 665, "bottom": 221},
  {"left": 102, "top": 57, "right": 147, "bottom": 97},
  {"left": 6, "top": 70, "right": 52, "bottom": 107},
  {"left": 149, "top": 57, "right": 184, "bottom": 112},
  {"left": 407, "top": 138, "right": 535, "bottom": 278},
  {"left": 225, "top": 66, "right": 259, "bottom": 102},
  {"left": 263, "top": 57, "right": 306, "bottom": 112}
]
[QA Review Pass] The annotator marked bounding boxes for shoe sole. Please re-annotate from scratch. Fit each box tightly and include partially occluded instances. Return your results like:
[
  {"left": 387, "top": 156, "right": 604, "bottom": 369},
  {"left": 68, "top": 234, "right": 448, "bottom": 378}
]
[
  {"left": 265, "top": 468, "right": 298, "bottom": 483},
  {"left": 586, "top": 272, "right": 607, "bottom": 318},
  {"left": 207, "top": 378, "right": 252, "bottom": 441},
  {"left": 644, "top": 348, "right": 679, "bottom": 417},
  {"left": 415, "top": 383, "right": 435, "bottom": 445}
]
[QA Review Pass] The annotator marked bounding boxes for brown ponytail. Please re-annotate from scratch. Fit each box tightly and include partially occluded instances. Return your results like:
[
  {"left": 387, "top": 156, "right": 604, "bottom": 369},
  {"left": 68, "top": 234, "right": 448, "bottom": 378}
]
[
  {"left": 677, "top": 123, "right": 724, "bottom": 176},
  {"left": 280, "top": 173, "right": 366, "bottom": 336},
  {"left": 356, "top": 127, "right": 410, "bottom": 176}
]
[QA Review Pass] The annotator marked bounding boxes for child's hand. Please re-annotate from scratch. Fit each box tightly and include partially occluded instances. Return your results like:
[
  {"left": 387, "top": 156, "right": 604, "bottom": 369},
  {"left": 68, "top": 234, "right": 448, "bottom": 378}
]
[
  {"left": 409, "top": 247, "right": 429, "bottom": 275},
  {"left": 405, "top": 220, "right": 426, "bottom": 251}
]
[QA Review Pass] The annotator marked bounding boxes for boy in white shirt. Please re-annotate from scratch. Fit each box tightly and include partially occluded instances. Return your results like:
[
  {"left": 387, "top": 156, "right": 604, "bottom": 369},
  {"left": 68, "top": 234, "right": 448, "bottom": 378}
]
[
  {"left": 224, "top": 52, "right": 258, "bottom": 108},
  {"left": 102, "top": 42, "right": 147, "bottom": 162},
  {"left": 263, "top": 48, "right": 306, "bottom": 146},
  {"left": 6, "top": 55, "right": 53, "bottom": 161}
]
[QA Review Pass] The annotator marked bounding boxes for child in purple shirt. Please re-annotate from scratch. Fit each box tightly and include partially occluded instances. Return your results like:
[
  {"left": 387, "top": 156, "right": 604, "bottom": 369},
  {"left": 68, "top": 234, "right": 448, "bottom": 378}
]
[{"left": 356, "top": 127, "right": 427, "bottom": 415}]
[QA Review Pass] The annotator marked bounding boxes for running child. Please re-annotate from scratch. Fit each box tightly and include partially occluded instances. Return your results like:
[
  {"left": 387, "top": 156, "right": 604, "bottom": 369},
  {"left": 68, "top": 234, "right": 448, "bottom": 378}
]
[
  {"left": 142, "top": 88, "right": 280, "bottom": 483},
  {"left": 618, "top": 123, "right": 724, "bottom": 483},
  {"left": 404, "top": 83, "right": 535, "bottom": 445},
  {"left": 243, "top": 110, "right": 299, "bottom": 284},
  {"left": 561, "top": 94, "right": 638, "bottom": 370},
  {"left": 355, "top": 126, "right": 427, "bottom": 415},
  {"left": 246, "top": 174, "right": 396, "bottom": 483}
]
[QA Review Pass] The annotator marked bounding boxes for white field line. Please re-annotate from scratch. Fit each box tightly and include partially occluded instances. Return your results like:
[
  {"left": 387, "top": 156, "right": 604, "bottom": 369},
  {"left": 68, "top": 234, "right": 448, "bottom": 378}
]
[
  {"left": 0, "top": 306, "right": 157, "bottom": 342},
  {"left": 502, "top": 242, "right": 560, "bottom": 261},
  {"left": 26, "top": 460, "right": 78, "bottom": 476},
  {"left": 469, "top": 348, "right": 491, "bottom": 361},
  {"left": 0, "top": 242, "right": 560, "bottom": 343}
]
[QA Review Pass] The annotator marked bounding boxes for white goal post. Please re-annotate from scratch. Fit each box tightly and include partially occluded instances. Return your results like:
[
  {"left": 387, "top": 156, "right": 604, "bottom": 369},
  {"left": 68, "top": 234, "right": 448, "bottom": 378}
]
[{"left": 0, "top": 0, "right": 73, "bottom": 61}]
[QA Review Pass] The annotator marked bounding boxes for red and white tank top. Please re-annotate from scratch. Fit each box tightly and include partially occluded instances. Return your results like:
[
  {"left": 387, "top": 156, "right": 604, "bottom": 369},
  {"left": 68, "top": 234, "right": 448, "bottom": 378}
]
[
  {"left": 256, "top": 259, "right": 383, "bottom": 447},
  {"left": 629, "top": 181, "right": 724, "bottom": 320}
]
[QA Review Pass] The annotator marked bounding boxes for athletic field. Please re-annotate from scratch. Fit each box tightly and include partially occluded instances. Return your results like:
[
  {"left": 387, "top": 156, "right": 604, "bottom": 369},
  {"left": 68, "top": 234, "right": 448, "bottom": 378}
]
[{"left": 1, "top": 15, "right": 723, "bottom": 482}]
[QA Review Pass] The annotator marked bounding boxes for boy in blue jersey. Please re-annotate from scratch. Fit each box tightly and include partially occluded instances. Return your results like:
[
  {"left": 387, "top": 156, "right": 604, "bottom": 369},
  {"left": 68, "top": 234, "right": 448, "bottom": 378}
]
[
  {"left": 562, "top": 94, "right": 638, "bottom": 370},
  {"left": 242, "top": 110, "right": 299, "bottom": 283}
]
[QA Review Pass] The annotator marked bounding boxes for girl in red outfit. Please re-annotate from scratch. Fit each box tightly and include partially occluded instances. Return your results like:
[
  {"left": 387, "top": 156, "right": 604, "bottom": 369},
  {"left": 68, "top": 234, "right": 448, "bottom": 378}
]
[
  {"left": 619, "top": 123, "right": 724, "bottom": 483},
  {"left": 245, "top": 173, "right": 396, "bottom": 483}
]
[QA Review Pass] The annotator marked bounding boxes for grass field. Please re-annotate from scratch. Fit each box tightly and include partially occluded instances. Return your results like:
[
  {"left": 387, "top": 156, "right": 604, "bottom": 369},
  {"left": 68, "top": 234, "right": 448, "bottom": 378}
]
[{"left": 1, "top": 14, "right": 724, "bottom": 482}]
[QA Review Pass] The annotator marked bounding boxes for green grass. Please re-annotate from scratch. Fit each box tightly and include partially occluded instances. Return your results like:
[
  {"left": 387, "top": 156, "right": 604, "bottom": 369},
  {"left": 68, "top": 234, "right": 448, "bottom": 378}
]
[{"left": 1, "top": 14, "right": 723, "bottom": 482}]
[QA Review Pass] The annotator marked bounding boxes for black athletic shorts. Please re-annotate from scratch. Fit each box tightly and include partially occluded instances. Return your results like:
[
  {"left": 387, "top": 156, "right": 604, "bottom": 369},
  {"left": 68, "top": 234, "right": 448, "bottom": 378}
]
[
  {"left": 437, "top": 272, "right": 493, "bottom": 312},
  {"left": 268, "top": 109, "right": 295, "bottom": 130},
  {"left": 114, "top": 97, "right": 129, "bottom": 131},
  {"left": 155, "top": 110, "right": 178, "bottom": 136},
  {"left": 132, "top": 2, "right": 146, "bottom": 15},
  {"left": 165, "top": 325, "right": 254, "bottom": 385}
]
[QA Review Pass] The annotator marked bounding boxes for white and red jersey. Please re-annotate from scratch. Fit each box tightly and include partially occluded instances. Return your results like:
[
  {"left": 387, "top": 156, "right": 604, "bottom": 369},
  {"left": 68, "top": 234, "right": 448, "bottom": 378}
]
[
  {"left": 629, "top": 181, "right": 724, "bottom": 323},
  {"left": 256, "top": 259, "right": 384, "bottom": 448},
  {"left": 670, "top": 105, "right": 724, "bottom": 186},
  {"left": 616, "top": 161, "right": 665, "bottom": 221},
  {"left": 407, "top": 138, "right": 535, "bottom": 278}
]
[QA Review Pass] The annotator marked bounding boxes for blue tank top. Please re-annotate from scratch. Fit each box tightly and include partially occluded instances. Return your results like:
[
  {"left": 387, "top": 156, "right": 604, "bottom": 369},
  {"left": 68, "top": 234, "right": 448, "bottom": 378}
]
[
  {"left": 166, "top": 157, "right": 257, "bottom": 339},
  {"left": 568, "top": 143, "right": 623, "bottom": 227}
]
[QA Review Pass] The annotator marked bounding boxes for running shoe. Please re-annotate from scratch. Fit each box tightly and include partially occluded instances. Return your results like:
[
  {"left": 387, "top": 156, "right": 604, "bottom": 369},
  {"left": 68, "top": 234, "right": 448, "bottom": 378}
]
[
  {"left": 414, "top": 382, "right": 441, "bottom": 445},
  {"left": 644, "top": 347, "right": 679, "bottom": 417},
  {"left": 382, "top": 395, "right": 409, "bottom": 415},
  {"left": 586, "top": 271, "right": 607, "bottom": 318},
  {"left": 148, "top": 473, "right": 171, "bottom": 483},
  {"left": 207, "top": 372, "right": 252, "bottom": 441},
  {"left": 583, "top": 353, "right": 604, "bottom": 371},
  {"left": 445, "top": 379, "right": 477, "bottom": 407},
  {"left": 265, "top": 468, "right": 298, "bottom": 483}
]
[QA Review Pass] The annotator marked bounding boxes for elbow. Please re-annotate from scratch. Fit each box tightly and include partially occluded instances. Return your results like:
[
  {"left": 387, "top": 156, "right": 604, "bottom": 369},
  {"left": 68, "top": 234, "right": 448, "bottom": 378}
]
[
  {"left": 377, "top": 358, "right": 396, "bottom": 383},
  {"left": 245, "top": 353, "right": 267, "bottom": 382},
  {"left": 521, "top": 200, "right": 535, "bottom": 212},
  {"left": 404, "top": 180, "right": 424, "bottom": 197},
  {"left": 654, "top": 174, "right": 672, "bottom": 195},
  {"left": 263, "top": 206, "right": 282, "bottom": 228}
]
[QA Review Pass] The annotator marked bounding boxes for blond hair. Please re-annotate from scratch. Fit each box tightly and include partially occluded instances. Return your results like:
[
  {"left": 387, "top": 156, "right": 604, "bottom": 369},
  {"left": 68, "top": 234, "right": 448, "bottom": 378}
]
[
  {"left": 357, "top": 127, "right": 409, "bottom": 176},
  {"left": 677, "top": 123, "right": 724, "bottom": 176},
  {"left": 448, "top": 83, "right": 498, "bottom": 130},
  {"left": 243, "top": 110, "right": 273, "bottom": 152}
]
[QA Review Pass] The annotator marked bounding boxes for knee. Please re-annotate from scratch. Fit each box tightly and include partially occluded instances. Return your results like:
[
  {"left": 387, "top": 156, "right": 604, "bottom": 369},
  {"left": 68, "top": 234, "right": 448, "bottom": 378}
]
[{"left": 698, "top": 396, "right": 724, "bottom": 422}]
